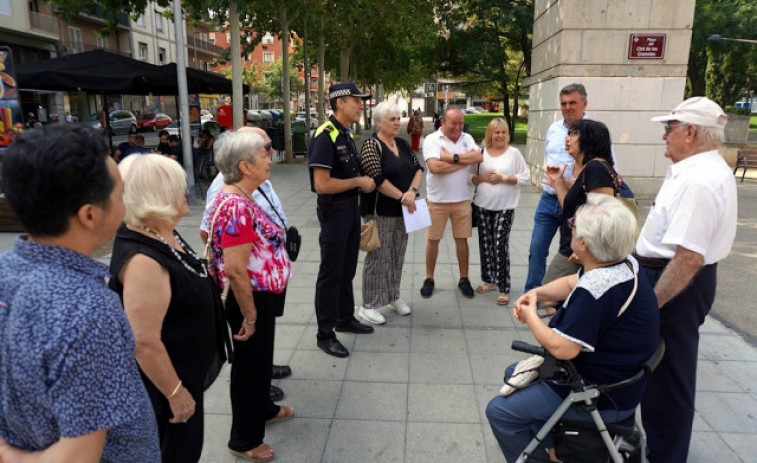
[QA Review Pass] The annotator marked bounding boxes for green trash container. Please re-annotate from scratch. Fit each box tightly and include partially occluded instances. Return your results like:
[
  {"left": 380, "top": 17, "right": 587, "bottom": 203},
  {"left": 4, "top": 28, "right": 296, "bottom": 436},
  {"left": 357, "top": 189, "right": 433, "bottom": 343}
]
[{"left": 291, "top": 120, "right": 307, "bottom": 157}]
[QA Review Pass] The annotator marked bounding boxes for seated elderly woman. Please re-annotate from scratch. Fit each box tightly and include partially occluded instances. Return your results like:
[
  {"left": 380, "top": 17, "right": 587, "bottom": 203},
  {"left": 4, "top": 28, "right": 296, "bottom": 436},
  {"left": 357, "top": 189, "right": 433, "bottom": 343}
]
[
  {"left": 207, "top": 129, "right": 292, "bottom": 462},
  {"left": 486, "top": 194, "right": 659, "bottom": 463},
  {"left": 109, "top": 154, "right": 228, "bottom": 463}
]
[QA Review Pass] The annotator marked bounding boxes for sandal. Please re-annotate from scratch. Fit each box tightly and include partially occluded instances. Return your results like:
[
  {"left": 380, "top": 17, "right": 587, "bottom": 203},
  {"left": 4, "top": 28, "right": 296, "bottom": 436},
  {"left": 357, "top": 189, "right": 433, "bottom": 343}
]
[
  {"left": 497, "top": 293, "right": 510, "bottom": 305},
  {"left": 267, "top": 405, "right": 294, "bottom": 424},
  {"left": 476, "top": 282, "right": 497, "bottom": 294},
  {"left": 229, "top": 443, "right": 275, "bottom": 462}
]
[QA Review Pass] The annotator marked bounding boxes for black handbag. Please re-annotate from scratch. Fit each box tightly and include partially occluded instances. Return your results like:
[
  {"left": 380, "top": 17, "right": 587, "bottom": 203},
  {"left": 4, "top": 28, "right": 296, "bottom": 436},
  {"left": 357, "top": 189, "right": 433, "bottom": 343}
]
[{"left": 256, "top": 187, "right": 301, "bottom": 261}]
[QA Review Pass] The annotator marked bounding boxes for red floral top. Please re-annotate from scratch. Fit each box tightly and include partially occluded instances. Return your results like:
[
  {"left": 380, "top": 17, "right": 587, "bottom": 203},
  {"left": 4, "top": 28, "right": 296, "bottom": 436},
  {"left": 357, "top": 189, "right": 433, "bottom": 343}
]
[{"left": 208, "top": 192, "right": 290, "bottom": 293}]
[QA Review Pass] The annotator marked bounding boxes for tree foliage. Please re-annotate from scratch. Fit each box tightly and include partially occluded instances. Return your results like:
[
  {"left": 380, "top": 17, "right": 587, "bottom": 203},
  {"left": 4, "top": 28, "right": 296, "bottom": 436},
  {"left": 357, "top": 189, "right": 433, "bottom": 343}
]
[{"left": 687, "top": 0, "right": 757, "bottom": 108}]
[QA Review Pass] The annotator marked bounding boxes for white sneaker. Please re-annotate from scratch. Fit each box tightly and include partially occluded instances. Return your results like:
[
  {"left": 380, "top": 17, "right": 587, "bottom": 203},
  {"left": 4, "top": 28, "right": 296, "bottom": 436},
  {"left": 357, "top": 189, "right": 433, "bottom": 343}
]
[
  {"left": 358, "top": 306, "right": 386, "bottom": 325},
  {"left": 390, "top": 298, "right": 411, "bottom": 315}
]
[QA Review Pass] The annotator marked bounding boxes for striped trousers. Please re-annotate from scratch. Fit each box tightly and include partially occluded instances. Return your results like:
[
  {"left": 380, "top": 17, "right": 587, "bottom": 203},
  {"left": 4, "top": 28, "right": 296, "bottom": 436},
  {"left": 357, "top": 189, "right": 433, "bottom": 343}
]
[{"left": 361, "top": 215, "right": 408, "bottom": 309}]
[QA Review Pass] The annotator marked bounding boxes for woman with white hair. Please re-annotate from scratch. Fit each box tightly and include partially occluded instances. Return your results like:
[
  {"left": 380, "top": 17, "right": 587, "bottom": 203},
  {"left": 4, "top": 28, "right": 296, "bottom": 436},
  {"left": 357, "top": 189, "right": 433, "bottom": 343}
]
[
  {"left": 207, "top": 129, "right": 292, "bottom": 462},
  {"left": 486, "top": 194, "right": 659, "bottom": 462},
  {"left": 358, "top": 101, "right": 423, "bottom": 325},
  {"left": 109, "top": 154, "right": 229, "bottom": 463}
]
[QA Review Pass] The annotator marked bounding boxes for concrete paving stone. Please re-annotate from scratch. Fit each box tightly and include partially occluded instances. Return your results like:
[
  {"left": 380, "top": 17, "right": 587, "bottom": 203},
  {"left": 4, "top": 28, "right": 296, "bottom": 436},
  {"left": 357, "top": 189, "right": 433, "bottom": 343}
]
[
  {"left": 272, "top": 379, "right": 342, "bottom": 419},
  {"left": 407, "top": 384, "right": 480, "bottom": 423},
  {"left": 345, "top": 352, "right": 410, "bottom": 383},
  {"left": 461, "top": 305, "right": 520, "bottom": 329},
  {"left": 334, "top": 382, "right": 408, "bottom": 421},
  {"left": 695, "top": 392, "right": 757, "bottom": 433},
  {"left": 474, "top": 384, "right": 503, "bottom": 423},
  {"left": 272, "top": 348, "right": 294, "bottom": 368},
  {"left": 285, "top": 286, "right": 318, "bottom": 305},
  {"left": 692, "top": 411, "right": 713, "bottom": 432},
  {"left": 322, "top": 419, "right": 406, "bottom": 463},
  {"left": 199, "top": 414, "right": 236, "bottom": 463},
  {"left": 701, "top": 316, "right": 733, "bottom": 334},
  {"left": 278, "top": 302, "right": 314, "bottom": 323},
  {"left": 687, "top": 431, "right": 742, "bottom": 463},
  {"left": 409, "top": 353, "right": 473, "bottom": 385},
  {"left": 410, "top": 327, "right": 467, "bottom": 354},
  {"left": 696, "top": 360, "right": 743, "bottom": 392},
  {"left": 258, "top": 418, "right": 332, "bottom": 463},
  {"left": 405, "top": 422, "right": 488, "bottom": 463},
  {"left": 287, "top": 348, "right": 350, "bottom": 381},
  {"left": 470, "top": 353, "right": 523, "bottom": 386},
  {"left": 713, "top": 361, "right": 757, "bottom": 394},
  {"left": 407, "top": 303, "right": 463, "bottom": 328},
  {"left": 465, "top": 328, "right": 523, "bottom": 355},
  {"left": 353, "top": 326, "right": 411, "bottom": 353},
  {"left": 720, "top": 433, "right": 757, "bottom": 463},
  {"left": 273, "top": 324, "right": 307, "bottom": 350},
  {"left": 204, "top": 376, "right": 232, "bottom": 414},
  {"left": 699, "top": 332, "right": 757, "bottom": 362}
]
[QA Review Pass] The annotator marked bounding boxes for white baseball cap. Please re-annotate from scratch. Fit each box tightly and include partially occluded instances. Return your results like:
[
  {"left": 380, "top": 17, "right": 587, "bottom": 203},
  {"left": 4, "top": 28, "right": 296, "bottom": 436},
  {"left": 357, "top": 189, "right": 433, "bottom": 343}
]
[{"left": 651, "top": 96, "right": 727, "bottom": 129}]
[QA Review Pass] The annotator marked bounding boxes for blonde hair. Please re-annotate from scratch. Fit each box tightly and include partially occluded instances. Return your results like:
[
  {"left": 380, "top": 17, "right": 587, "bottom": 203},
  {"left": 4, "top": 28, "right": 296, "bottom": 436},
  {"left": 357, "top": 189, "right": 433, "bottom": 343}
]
[
  {"left": 119, "top": 154, "right": 187, "bottom": 225},
  {"left": 483, "top": 118, "right": 509, "bottom": 149}
]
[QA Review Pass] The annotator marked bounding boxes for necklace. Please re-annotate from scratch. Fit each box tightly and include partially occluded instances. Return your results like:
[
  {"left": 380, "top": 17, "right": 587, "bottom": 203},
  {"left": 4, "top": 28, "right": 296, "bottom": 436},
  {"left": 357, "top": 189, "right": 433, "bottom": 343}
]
[
  {"left": 231, "top": 183, "right": 249, "bottom": 198},
  {"left": 140, "top": 226, "right": 208, "bottom": 278}
]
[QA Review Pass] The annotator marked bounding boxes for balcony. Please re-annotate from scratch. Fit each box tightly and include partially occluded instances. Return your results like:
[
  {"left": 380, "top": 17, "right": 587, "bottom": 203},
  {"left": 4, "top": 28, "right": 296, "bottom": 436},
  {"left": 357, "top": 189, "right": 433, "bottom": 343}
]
[
  {"left": 29, "top": 11, "right": 59, "bottom": 36},
  {"left": 187, "top": 36, "right": 224, "bottom": 55}
]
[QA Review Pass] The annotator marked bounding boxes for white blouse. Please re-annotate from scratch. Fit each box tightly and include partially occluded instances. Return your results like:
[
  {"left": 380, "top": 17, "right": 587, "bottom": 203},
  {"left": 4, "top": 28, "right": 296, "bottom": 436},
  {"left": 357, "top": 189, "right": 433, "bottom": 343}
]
[{"left": 473, "top": 146, "right": 531, "bottom": 211}]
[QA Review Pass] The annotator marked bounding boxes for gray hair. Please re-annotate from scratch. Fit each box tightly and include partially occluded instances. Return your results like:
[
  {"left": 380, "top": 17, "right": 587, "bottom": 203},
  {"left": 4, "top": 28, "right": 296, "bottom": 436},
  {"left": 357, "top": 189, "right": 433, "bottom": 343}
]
[
  {"left": 214, "top": 129, "right": 265, "bottom": 184},
  {"left": 574, "top": 194, "right": 636, "bottom": 263},
  {"left": 374, "top": 101, "right": 401, "bottom": 124},
  {"left": 441, "top": 107, "right": 463, "bottom": 122},
  {"left": 560, "top": 83, "right": 587, "bottom": 101},
  {"left": 694, "top": 124, "right": 724, "bottom": 145}
]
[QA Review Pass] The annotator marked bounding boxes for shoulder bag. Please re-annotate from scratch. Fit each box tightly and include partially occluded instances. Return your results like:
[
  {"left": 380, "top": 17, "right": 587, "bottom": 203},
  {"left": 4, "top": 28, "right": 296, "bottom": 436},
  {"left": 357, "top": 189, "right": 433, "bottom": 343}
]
[
  {"left": 360, "top": 137, "right": 382, "bottom": 252},
  {"left": 256, "top": 187, "right": 301, "bottom": 262}
]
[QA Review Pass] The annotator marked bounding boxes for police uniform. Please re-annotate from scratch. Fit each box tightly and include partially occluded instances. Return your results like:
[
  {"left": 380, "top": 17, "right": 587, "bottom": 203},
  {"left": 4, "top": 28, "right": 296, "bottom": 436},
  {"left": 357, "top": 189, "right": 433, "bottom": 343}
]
[{"left": 309, "top": 115, "right": 363, "bottom": 340}]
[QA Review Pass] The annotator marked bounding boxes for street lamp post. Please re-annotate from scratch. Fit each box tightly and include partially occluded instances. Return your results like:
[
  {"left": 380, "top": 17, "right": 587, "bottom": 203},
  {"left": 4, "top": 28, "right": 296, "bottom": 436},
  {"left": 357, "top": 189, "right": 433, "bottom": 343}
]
[{"left": 707, "top": 34, "right": 757, "bottom": 45}]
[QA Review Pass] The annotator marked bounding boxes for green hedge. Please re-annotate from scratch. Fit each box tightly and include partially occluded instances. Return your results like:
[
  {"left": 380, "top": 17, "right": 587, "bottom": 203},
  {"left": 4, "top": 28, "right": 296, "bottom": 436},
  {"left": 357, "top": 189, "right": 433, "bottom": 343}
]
[{"left": 463, "top": 113, "right": 527, "bottom": 144}]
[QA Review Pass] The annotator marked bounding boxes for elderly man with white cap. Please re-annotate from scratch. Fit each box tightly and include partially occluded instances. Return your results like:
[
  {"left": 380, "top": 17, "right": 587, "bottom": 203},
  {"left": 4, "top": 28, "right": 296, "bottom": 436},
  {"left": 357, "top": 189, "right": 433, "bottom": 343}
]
[{"left": 635, "top": 97, "right": 737, "bottom": 463}]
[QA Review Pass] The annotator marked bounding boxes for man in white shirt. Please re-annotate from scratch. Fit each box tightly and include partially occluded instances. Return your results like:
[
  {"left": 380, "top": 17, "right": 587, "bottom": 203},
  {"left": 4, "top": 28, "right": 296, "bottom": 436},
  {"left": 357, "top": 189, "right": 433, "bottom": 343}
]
[
  {"left": 524, "top": 83, "right": 587, "bottom": 292},
  {"left": 420, "top": 107, "right": 482, "bottom": 298},
  {"left": 636, "top": 97, "right": 737, "bottom": 463}
]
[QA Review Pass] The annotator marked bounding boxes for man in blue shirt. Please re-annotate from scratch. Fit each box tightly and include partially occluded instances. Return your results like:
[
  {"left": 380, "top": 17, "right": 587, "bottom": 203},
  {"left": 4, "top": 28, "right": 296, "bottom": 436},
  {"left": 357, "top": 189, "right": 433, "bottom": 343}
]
[
  {"left": 0, "top": 125, "right": 160, "bottom": 463},
  {"left": 524, "top": 83, "right": 587, "bottom": 291}
]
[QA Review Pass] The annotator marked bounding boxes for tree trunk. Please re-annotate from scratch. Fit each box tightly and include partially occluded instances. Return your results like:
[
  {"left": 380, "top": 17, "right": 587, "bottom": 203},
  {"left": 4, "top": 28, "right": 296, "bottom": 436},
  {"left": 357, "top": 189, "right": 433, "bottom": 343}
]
[
  {"left": 339, "top": 45, "right": 352, "bottom": 82},
  {"left": 229, "top": 1, "right": 244, "bottom": 129},
  {"left": 687, "top": 50, "right": 706, "bottom": 98},
  {"left": 280, "top": 3, "right": 293, "bottom": 163},
  {"left": 317, "top": 15, "right": 326, "bottom": 125}
]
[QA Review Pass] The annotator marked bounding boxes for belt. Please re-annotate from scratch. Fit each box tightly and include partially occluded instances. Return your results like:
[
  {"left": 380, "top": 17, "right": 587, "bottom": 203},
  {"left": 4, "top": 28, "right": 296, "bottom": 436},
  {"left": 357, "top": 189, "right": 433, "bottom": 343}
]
[{"left": 632, "top": 252, "right": 670, "bottom": 268}]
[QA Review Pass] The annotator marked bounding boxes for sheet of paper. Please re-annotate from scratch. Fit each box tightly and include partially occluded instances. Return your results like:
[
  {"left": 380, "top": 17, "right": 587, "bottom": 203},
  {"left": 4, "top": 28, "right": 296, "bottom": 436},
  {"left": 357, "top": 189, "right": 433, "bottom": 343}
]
[{"left": 402, "top": 198, "right": 432, "bottom": 233}]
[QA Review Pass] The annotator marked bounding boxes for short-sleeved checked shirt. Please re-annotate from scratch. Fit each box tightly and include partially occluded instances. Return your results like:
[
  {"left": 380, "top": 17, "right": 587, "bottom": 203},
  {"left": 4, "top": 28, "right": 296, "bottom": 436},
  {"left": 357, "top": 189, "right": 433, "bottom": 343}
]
[{"left": 0, "top": 237, "right": 160, "bottom": 462}]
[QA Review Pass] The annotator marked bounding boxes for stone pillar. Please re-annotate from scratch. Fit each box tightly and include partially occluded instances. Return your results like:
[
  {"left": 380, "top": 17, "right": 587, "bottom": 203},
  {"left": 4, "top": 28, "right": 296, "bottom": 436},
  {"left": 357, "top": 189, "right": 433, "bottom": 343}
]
[{"left": 524, "top": 0, "right": 696, "bottom": 197}]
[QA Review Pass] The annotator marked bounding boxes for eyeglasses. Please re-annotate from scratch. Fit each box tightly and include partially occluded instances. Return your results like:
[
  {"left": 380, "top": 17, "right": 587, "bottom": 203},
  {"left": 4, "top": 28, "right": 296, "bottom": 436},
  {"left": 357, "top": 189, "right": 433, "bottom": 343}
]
[
  {"left": 567, "top": 216, "right": 576, "bottom": 229},
  {"left": 264, "top": 142, "right": 273, "bottom": 151},
  {"left": 664, "top": 123, "right": 685, "bottom": 135}
]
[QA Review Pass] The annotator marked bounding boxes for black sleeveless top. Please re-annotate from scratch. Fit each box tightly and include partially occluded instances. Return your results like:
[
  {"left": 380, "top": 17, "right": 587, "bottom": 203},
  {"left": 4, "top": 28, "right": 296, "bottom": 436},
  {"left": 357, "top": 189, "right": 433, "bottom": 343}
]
[{"left": 109, "top": 226, "right": 229, "bottom": 407}]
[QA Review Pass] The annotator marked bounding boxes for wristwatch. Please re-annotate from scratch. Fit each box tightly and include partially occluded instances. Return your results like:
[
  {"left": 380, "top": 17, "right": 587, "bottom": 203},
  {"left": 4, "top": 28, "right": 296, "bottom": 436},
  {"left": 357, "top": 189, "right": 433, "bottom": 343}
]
[
  {"left": 410, "top": 186, "right": 420, "bottom": 197},
  {"left": 453, "top": 154, "right": 460, "bottom": 164}
]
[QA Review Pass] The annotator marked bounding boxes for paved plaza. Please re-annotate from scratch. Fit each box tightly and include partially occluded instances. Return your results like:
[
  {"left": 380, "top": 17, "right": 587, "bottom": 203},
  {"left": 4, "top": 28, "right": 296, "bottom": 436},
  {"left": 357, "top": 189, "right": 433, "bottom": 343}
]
[{"left": 1, "top": 126, "right": 756, "bottom": 462}]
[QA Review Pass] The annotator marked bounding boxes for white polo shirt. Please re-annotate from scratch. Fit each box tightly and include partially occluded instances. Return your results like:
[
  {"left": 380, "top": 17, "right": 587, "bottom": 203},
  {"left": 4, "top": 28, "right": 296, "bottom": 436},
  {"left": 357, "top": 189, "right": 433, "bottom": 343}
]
[
  {"left": 636, "top": 150, "right": 737, "bottom": 264},
  {"left": 423, "top": 129, "right": 477, "bottom": 203}
]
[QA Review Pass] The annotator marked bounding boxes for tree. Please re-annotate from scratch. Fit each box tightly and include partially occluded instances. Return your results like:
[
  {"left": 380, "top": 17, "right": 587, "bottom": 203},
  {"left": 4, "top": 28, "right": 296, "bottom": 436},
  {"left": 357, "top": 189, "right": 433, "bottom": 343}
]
[
  {"left": 435, "top": 0, "right": 534, "bottom": 130},
  {"left": 261, "top": 58, "right": 304, "bottom": 105}
]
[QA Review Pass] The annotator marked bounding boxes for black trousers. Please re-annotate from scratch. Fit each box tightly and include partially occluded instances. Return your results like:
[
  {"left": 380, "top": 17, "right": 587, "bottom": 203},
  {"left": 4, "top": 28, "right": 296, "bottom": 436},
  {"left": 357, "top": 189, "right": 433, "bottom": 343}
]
[
  {"left": 315, "top": 197, "right": 360, "bottom": 339},
  {"left": 641, "top": 263, "right": 718, "bottom": 463},
  {"left": 152, "top": 383, "right": 204, "bottom": 463},
  {"left": 225, "top": 289, "right": 283, "bottom": 452}
]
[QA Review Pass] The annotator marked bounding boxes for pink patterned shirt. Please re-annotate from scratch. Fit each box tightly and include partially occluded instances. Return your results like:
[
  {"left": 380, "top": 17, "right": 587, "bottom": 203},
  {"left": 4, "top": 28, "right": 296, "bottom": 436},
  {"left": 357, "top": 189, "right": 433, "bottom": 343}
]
[{"left": 209, "top": 192, "right": 290, "bottom": 293}]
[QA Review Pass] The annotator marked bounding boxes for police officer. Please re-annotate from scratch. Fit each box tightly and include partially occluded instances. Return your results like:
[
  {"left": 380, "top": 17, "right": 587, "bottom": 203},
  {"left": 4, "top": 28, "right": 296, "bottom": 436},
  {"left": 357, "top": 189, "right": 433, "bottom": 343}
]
[{"left": 309, "top": 82, "right": 376, "bottom": 358}]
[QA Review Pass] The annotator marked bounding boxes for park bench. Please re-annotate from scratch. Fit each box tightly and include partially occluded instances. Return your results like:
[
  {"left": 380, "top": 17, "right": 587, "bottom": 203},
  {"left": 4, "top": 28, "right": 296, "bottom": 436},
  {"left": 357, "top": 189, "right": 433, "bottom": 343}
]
[{"left": 734, "top": 149, "right": 757, "bottom": 183}]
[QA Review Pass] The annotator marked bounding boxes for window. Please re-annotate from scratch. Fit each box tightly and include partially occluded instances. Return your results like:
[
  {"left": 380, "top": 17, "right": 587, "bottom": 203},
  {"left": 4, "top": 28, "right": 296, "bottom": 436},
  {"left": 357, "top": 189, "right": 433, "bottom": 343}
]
[
  {"left": 226, "top": 32, "right": 230, "bottom": 42},
  {"left": 0, "top": 0, "right": 11, "bottom": 16},
  {"left": 68, "top": 27, "right": 82, "bottom": 54},
  {"left": 95, "top": 33, "right": 107, "bottom": 49},
  {"left": 158, "top": 47, "right": 166, "bottom": 65},
  {"left": 155, "top": 11, "right": 162, "bottom": 32},
  {"left": 135, "top": 14, "right": 144, "bottom": 27},
  {"left": 263, "top": 52, "right": 274, "bottom": 63},
  {"left": 209, "top": 33, "right": 215, "bottom": 45},
  {"left": 138, "top": 42, "right": 148, "bottom": 61},
  {"left": 262, "top": 32, "right": 273, "bottom": 44}
]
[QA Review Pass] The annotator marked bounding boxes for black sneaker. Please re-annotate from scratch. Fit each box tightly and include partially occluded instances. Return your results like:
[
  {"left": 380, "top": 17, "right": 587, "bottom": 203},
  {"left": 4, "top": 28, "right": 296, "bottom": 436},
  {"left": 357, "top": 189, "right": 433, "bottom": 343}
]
[
  {"left": 458, "top": 277, "right": 474, "bottom": 298},
  {"left": 420, "top": 278, "right": 434, "bottom": 298}
]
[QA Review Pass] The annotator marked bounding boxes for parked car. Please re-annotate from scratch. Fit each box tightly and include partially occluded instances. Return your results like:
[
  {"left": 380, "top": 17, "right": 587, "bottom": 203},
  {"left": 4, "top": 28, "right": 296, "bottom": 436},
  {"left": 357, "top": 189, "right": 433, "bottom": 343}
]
[
  {"left": 464, "top": 106, "right": 487, "bottom": 114},
  {"left": 107, "top": 110, "right": 138, "bottom": 135},
  {"left": 137, "top": 112, "right": 172, "bottom": 132},
  {"left": 80, "top": 113, "right": 106, "bottom": 135},
  {"left": 165, "top": 120, "right": 224, "bottom": 138}
]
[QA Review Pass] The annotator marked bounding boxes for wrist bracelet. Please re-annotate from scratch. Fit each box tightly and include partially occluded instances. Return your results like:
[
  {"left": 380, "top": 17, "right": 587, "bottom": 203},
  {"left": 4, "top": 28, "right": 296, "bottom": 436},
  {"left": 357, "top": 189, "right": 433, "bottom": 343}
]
[
  {"left": 166, "top": 380, "right": 182, "bottom": 400},
  {"left": 245, "top": 319, "right": 256, "bottom": 325}
]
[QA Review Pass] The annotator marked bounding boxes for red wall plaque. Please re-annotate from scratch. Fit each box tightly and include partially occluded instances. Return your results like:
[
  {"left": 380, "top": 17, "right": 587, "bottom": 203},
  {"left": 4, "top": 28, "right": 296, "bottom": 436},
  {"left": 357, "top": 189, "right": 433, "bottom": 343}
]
[{"left": 628, "top": 34, "right": 666, "bottom": 60}]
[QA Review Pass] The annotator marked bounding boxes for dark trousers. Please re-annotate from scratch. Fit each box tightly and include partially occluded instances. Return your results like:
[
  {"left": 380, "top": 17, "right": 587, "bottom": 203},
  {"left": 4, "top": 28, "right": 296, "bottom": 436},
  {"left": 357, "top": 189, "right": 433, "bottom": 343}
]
[
  {"left": 641, "top": 263, "right": 718, "bottom": 463},
  {"left": 153, "top": 385, "right": 204, "bottom": 463},
  {"left": 477, "top": 207, "right": 515, "bottom": 294},
  {"left": 315, "top": 198, "right": 360, "bottom": 339},
  {"left": 226, "top": 290, "right": 282, "bottom": 452}
]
